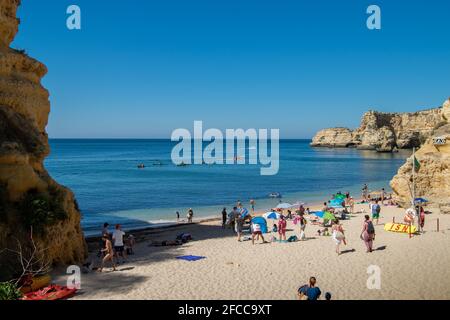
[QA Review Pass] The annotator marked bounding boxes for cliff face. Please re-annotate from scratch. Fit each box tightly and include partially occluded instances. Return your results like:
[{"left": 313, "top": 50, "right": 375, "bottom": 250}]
[
  {"left": 0, "top": 0, "right": 86, "bottom": 278},
  {"left": 311, "top": 107, "right": 443, "bottom": 152},
  {"left": 390, "top": 99, "right": 450, "bottom": 213}
]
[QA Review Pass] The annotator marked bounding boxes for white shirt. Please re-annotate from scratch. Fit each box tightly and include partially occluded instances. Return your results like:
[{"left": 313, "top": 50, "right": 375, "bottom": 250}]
[
  {"left": 112, "top": 230, "right": 125, "bottom": 246},
  {"left": 252, "top": 223, "right": 261, "bottom": 232}
]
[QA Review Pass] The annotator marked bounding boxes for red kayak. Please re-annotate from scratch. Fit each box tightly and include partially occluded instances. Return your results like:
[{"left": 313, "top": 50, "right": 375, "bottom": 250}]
[{"left": 21, "top": 285, "right": 77, "bottom": 300}]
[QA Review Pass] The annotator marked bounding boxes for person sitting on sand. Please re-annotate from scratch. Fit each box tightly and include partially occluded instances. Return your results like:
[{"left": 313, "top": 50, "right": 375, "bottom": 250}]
[
  {"left": 99, "top": 234, "right": 116, "bottom": 272},
  {"left": 298, "top": 277, "right": 321, "bottom": 300},
  {"left": 278, "top": 215, "right": 287, "bottom": 241},
  {"left": 286, "top": 210, "right": 293, "bottom": 220},
  {"left": 272, "top": 223, "right": 278, "bottom": 233},
  {"left": 317, "top": 227, "right": 330, "bottom": 236},
  {"left": 251, "top": 222, "right": 265, "bottom": 245},
  {"left": 305, "top": 207, "right": 311, "bottom": 215}
]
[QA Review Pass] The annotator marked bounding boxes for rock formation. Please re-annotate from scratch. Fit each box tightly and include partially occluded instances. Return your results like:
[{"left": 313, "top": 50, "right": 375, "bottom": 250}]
[
  {"left": 311, "top": 107, "right": 443, "bottom": 152},
  {"left": 0, "top": 0, "right": 86, "bottom": 279},
  {"left": 390, "top": 98, "right": 450, "bottom": 213}
]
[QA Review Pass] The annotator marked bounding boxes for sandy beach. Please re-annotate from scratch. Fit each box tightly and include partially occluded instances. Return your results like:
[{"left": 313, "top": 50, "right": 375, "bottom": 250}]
[{"left": 52, "top": 202, "right": 450, "bottom": 300}]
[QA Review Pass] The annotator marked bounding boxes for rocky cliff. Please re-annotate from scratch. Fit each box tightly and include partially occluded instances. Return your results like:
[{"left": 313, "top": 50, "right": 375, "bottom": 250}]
[
  {"left": 390, "top": 98, "right": 450, "bottom": 213},
  {"left": 0, "top": 0, "right": 86, "bottom": 279},
  {"left": 311, "top": 107, "right": 443, "bottom": 152}
]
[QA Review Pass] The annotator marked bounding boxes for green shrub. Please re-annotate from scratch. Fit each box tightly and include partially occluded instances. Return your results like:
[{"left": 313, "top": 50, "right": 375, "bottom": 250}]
[
  {"left": 20, "top": 190, "right": 68, "bottom": 234},
  {"left": 0, "top": 282, "right": 22, "bottom": 300}
]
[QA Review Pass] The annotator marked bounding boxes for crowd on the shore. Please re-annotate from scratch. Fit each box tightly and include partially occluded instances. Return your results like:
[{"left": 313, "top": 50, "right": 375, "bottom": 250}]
[{"left": 93, "top": 183, "right": 428, "bottom": 300}]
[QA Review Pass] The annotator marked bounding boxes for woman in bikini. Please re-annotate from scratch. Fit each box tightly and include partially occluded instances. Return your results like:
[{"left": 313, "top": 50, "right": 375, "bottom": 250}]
[{"left": 99, "top": 234, "right": 116, "bottom": 272}]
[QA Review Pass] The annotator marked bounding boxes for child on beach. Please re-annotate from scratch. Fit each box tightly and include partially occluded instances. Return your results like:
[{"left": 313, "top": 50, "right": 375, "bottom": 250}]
[
  {"left": 278, "top": 215, "right": 287, "bottom": 241},
  {"left": 251, "top": 222, "right": 265, "bottom": 245},
  {"left": 99, "top": 234, "right": 116, "bottom": 272},
  {"left": 272, "top": 223, "right": 278, "bottom": 233}
]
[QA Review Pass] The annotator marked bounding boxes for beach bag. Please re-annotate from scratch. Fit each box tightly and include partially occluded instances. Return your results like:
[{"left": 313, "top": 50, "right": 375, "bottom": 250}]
[
  {"left": 287, "top": 235, "right": 298, "bottom": 242},
  {"left": 367, "top": 221, "right": 375, "bottom": 234},
  {"left": 334, "top": 230, "right": 345, "bottom": 241}
]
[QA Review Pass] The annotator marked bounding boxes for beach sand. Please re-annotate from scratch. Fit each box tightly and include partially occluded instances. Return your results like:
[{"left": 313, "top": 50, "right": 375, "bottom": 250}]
[{"left": 52, "top": 203, "right": 450, "bottom": 300}]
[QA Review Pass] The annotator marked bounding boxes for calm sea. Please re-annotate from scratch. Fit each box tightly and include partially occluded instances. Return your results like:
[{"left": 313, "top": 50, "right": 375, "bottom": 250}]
[{"left": 45, "top": 139, "right": 409, "bottom": 236}]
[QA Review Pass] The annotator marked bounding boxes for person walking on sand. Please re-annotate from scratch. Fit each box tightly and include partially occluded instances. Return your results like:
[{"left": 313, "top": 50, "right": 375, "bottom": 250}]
[
  {"left": 297, "top": 277, "right": 322, "bottom": 300},
  {"left": 221, "top": 207, "right": 227, "bottom": 228},
  {"left": 112, "top": 224, "right": 127, "bottom": 263},
  {"left": 381, "top": 188, "right": 386, "bottom": 205},
  {"left": 278, "top": 215, "right": 287, "bottom": 241},
  {"left": 235, "top": 211, "right": 244, "bottom": 242},
  {"left": 299, "top": 214, "right": 307, "bottom": 240},
  {"left": 371, "top": 200, "right": 381, "bottom": 225},
  {"left": 331, "top": 219, "right": 346, "bottom": 255},
  {"left": 187, "top": 208, "right": 194, "bottom": 223},
  {"left": 251, "top": 221, "right": 265, "bottom": 245},
  {"left": 99, "top": 234, "right": 116, "bottom": 272},
  {"left": 361, "top": 215, "right": 375, "bottom": 253}
]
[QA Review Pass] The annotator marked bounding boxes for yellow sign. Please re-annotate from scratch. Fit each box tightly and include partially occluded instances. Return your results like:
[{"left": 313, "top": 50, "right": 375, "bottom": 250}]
[{"left": 384, "top": 223, "right": 417, "bottom": 234}]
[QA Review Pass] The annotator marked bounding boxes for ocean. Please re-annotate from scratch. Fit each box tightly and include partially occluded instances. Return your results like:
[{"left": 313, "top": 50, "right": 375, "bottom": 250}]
[{"left": 45, "top": 139, "right": 410, "bottom": 236}]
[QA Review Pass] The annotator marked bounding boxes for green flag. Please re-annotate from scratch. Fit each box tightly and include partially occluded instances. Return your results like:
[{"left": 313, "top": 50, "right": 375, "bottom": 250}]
[{"left": 414, "top": 156, "right": 420, "bottom": 172}]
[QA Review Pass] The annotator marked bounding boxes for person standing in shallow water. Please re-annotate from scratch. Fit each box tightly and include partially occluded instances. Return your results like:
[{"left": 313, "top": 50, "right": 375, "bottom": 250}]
[
  {"left": 187, "top": 208, "right": 194, "bottom": 223},
  {"left": 250, "top": 199, "right": 255, "bottom": 213},
  {"left": 361, "top": 215, "right": 375, "bottom": 253}
]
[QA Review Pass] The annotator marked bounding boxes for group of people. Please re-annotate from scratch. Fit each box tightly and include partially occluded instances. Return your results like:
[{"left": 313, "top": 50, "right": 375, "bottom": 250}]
[
  {"left": 176, "top": 208, "right": 194, "bottom": 223},
  {"left": 99, "top": 223, "right": 135, "bottom": 272}
]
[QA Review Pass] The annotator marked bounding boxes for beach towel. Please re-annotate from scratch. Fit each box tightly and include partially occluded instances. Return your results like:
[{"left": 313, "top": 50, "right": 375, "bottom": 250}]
[{"left": 176, "top": 255, "right": 206, "bottom": 262}]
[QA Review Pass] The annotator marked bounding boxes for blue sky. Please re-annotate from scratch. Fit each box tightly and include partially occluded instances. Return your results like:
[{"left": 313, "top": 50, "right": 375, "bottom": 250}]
[{"left": 12, "top": 0, "right": 450, "bottom": 138}]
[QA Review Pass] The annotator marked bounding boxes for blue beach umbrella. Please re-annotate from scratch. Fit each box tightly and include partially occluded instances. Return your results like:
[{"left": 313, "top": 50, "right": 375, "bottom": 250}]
[
  {"left": 414, "top": 198, "right": 428, "bottom": 204},
  {"left": 240, "top": 207, "right": 249, "bottom": 218},
  {"left": 263, "top": 211, "right": 280, "bottom": 220}
]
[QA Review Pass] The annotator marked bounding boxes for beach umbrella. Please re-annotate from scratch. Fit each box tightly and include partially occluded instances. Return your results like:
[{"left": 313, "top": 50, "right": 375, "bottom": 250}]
[
  {"left": 276, "top": 202, "right": 294, "bottom": 209},
  {"left": 323, "top": 211, "right": 335, "bottom": 221},
  {"left": 414, "top": 198, "right": 428, "bottom": 204},
  {"left": 240, "top": 207, "right": 249, "bottom": 218},
  {"left": 263, "top": 211, "right": 280, "bottom": 220},
  {"left": 312, "top": 211, "right": 325, "bottom": 218}
]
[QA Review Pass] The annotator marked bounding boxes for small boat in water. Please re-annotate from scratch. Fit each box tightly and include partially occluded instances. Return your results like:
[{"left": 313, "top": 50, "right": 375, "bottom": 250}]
[
  {"left": 268, "top": 192, "right": 282, "bottom": 198},
  {"left": 137, "top": 163, "right": 145, "bottom": 169}
]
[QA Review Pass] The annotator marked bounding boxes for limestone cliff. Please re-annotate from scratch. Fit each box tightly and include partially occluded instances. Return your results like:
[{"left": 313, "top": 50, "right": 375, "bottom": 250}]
[
  {"left": 311, "top": 107, "right": 443, "bottom": 152},
  {"left": 0, "top": 0, "right": 86, "bottom": 279},
  {"left": 390, "top": 99, "right": 450, "bottom": 213}
]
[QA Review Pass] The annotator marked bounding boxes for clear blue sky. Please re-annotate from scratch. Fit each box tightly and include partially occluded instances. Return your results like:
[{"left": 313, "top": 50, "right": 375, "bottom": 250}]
[{"left": 12, "top": 0, "right": 450, "bottom": 138}]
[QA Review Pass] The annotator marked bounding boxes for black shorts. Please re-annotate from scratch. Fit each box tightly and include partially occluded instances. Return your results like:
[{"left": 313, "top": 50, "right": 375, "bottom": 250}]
[{"left": 114, "top": 245, "right": 124, "bottom": 253}]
